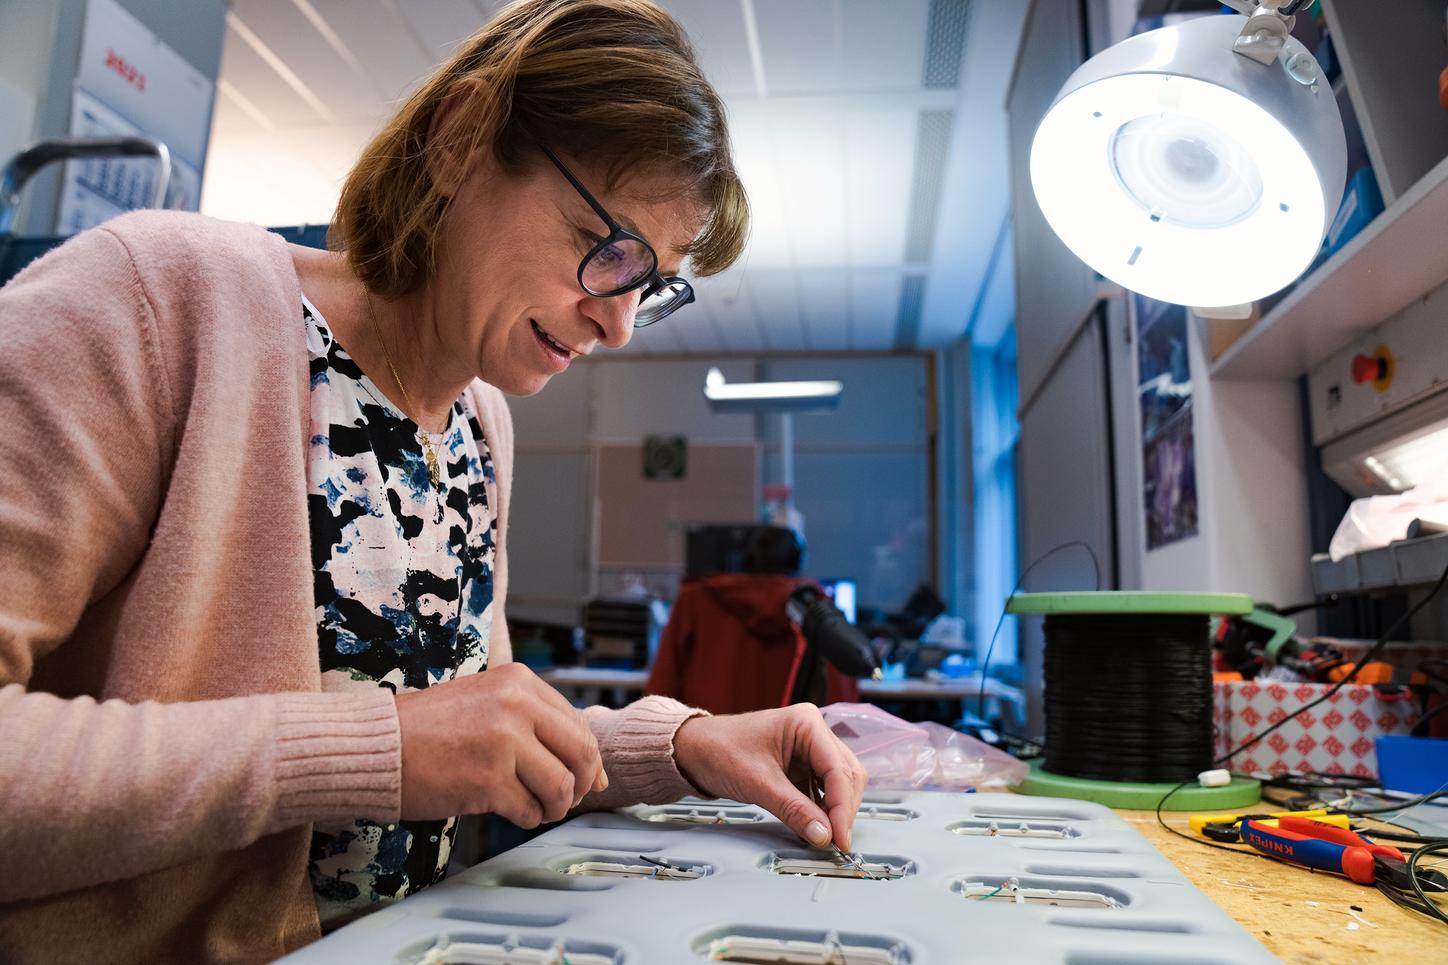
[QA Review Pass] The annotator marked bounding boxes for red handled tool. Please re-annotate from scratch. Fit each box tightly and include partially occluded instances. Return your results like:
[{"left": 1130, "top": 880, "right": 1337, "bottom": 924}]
[{"left": 1240, "top": 817, "right": 1405, "bottom": 886}]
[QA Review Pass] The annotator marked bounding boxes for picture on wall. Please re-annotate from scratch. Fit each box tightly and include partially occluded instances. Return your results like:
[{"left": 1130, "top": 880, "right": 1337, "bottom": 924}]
[{"left": 1136, "top": 294, "right": 1198, "bottom": 549}]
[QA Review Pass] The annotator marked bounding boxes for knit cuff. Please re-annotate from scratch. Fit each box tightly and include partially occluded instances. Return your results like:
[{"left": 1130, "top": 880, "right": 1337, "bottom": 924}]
[
  {"left": 270, "top": 690, "right": 401, "bottom": 828},
  {"left": 590, "top": 695, "right": 710, "bottom": 807}
]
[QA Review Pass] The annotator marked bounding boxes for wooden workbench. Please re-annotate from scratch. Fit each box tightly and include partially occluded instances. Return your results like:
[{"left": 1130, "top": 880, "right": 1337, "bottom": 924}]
[{"left": 1118, "top": 802, "right": 1444, "bottom": 964}]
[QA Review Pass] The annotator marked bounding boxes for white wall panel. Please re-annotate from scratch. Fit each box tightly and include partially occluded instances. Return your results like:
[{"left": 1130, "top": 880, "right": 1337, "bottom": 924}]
[
  {"left": 1017, "top": 320, "right": 1116, "bottom": 733},
  {"left": 590, "top": 359, "right": 756, "bottom": 444},
  {"left": 1006, "top": 0, "right": 1099, "bottom": 405},
  {"left": 507, "top": 450, "right": 591, "bottom": 626},
  {"left": 766, "top": 356, "right": 927, "bottom": 446},
  {"left": 509, "top": 362, "right": 592, "bottom": 449},
  {"left": 793, "top": 449, "right": 931, "bottom": 611}
]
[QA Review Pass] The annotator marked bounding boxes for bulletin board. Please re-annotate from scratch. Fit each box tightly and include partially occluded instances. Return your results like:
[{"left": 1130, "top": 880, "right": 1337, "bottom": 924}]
[{"left": 595, "top": 443, "right": 758, "bottom": 569}]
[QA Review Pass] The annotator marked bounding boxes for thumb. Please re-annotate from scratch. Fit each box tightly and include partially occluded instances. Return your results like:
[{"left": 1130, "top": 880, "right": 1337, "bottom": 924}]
[{"left": 759, "top": 774, "right": 833, "bottom": 849}]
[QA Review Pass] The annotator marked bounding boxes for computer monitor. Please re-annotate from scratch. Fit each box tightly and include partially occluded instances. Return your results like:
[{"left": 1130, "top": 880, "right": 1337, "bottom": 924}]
[{"left": 819, "top": 579, "right": 857, "bottom": 624}]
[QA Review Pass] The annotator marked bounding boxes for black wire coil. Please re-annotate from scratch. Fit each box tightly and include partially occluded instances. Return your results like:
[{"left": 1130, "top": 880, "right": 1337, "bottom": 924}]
[{"left": 1043, "top": 613, "right": 1215, "bottom": 784}]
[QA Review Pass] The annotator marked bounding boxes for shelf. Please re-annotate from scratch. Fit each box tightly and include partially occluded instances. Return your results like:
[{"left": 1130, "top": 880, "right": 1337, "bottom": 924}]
[
  {"left": 1311, "top": 532, "right": 1448, "bottom": 596},
  {"left": 1210, "top": 152, "right": 1448, "bottom": 380}
]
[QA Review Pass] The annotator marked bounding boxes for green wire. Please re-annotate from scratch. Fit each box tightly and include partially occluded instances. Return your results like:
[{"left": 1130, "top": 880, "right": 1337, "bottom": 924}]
[{"left": 972, "top": 884, "right": 1004, "bottom": 901}]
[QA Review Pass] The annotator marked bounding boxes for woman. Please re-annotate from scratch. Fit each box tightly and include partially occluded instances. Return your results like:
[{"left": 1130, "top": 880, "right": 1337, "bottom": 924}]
[{"left": 0, "top": 1, "right": 867, "bottom": 961}]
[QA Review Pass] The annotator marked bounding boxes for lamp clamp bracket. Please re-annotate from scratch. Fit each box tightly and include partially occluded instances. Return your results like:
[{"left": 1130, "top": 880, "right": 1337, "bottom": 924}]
[{"left": 1232, "top": 3, "right": 1298, "bottom": 67}]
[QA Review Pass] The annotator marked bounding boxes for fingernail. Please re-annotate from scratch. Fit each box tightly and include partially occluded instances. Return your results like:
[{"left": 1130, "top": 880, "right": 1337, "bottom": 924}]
[
  {"left": 842, "top": 829, "right": 852, "bottom": 851},
  {"left": 805, "top": 820, "right": 830, "bottom": 846}
]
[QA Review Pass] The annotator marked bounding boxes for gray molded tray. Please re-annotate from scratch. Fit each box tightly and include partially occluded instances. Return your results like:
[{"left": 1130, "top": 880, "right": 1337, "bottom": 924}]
[{"left": 279, "top": 791, "right": 1278, "bottom": 964}]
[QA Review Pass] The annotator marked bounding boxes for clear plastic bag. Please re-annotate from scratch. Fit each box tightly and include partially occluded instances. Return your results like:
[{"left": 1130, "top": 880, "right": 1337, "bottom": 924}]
[
  {"left": 1329, "top": 461, "right": 1448, "bottom": 561},
  {"left": 820, "top": 703, "right": 1028, "bottom": 791}
]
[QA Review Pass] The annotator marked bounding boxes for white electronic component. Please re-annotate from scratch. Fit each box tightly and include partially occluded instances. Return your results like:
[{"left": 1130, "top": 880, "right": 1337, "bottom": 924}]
[{"left": 1198, "top": 768, "right": 1232, "bottom": 787}]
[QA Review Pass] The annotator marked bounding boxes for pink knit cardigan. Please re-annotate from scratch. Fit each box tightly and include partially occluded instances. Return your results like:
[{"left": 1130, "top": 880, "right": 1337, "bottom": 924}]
[{"left": 0, "top": 211, "right": 703, "bottom": 962}]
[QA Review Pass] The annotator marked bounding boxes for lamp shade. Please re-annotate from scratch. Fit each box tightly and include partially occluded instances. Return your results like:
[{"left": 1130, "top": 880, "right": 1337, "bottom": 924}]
[{"left": 1030, "top": 14, "right": 1346, "bottom": 308}]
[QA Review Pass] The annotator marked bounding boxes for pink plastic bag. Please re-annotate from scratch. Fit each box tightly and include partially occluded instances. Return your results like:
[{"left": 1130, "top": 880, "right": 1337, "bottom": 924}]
[{"left": 820, "top": 703, "right": 1028, "bottom": 791}]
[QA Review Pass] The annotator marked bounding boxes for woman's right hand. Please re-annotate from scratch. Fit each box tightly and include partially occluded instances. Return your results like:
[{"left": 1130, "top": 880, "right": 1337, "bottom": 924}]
[{"left": 394, "top": 663, "right": 607, "bottom": 826}]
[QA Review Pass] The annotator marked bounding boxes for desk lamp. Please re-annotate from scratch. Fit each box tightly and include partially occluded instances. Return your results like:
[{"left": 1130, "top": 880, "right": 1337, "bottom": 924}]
[{"left": 1030, "top": 1, "right": 1346, "bottom": 309}]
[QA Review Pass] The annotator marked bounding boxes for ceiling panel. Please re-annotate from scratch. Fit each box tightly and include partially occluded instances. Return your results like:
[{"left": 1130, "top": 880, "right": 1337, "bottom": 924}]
[
  {"left": 845, "top": 108, "right": 915, "bottom": 268},
  {"left": 838, "top": 0, "right": 930, "bottom": 91},
  {"left": 394, "top": 0, "right": 495, "bottom": 57},
  {"left": 797, "top": 268, "right": 850, "bottom": 350},
  {"left": 219, "top": 20, "right": 327, "bottom": 127},
  {"left": 768, "top": 109, "right": 847, "bottom": 270},
  {"left": 742, "top": 271, "right": 808, "bottom": 352},
  {"left": 753, "top": 0, "right": 839, "bottom": 95},
  {"left": 311, "top": 0, "right": 435, "bottom": 102},
  {"left": 231, "top": 0, "right": 383, "bottom": 122},
  {"left": 664, "top": 0, "right": 759, "bottom": 98},
  {"left": 727, "top": 114, "right": 792, "bottom": 271},
  {"left": 848, "top": 268, "right": 901, "bottom": 350}
]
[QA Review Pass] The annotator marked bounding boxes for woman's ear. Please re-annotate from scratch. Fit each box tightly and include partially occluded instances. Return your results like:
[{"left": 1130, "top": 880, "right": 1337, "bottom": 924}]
[{"left": 425, "top": 77, "right": 487, "bottom": 199}]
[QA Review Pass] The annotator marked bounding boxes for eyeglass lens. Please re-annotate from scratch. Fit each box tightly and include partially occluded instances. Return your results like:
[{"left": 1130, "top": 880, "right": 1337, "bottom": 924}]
[
  {"left": 582, "top": 236, "right": 655, "bottom": 295},
  {"left": 635, "top": 278, "right": 692, "bottom": 325}
]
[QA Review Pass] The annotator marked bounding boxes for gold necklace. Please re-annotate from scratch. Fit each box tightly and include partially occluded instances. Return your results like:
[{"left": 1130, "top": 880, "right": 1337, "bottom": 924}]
[{"left": 363, "top": 291, "right": 442, "bottom": 488}]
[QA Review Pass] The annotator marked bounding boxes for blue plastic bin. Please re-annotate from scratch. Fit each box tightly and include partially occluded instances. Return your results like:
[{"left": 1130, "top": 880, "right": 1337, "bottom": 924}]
[{"left": 1375, "top": 735, "right": 1448, "bottom": 795}]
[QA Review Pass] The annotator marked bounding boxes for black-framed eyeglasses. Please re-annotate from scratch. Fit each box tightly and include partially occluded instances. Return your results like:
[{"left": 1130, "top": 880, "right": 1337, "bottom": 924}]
[{"left": 540, "top": 144, "right": 695, "bottom": 328}]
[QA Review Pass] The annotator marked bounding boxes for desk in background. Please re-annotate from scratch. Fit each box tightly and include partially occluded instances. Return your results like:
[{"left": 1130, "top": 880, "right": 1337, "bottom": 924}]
[{"left": 537, "top": 667, "right": 1025, "bottom": 722}]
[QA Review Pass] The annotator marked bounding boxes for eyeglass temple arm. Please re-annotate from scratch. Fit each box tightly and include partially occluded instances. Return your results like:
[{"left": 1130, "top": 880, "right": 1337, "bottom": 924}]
[{"left": 538, "top": 144, "right": 620, "bottom": 230}]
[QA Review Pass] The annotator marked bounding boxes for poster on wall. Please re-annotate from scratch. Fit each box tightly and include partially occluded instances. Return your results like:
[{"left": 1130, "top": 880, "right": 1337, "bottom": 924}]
[
  {"left": 1137, "top": 293, "right": 1198, "bottom": 549},
  {"left": 56, "top": 0, "right": 213, "bottom": 235}
]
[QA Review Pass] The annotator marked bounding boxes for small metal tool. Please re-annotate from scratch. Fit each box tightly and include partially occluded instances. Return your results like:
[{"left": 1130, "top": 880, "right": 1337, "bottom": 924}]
[{"left": 806, "top": 771, "right": 877, "bottom": 880}]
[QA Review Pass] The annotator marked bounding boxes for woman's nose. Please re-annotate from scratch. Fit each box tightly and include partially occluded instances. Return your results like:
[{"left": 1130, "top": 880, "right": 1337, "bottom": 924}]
[{"left": 582, "top": 290, "right": 637, "bottom": 349}]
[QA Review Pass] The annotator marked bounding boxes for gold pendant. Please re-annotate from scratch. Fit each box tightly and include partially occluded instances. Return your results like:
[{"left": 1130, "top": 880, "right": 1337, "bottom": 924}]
[{"left": 422, "top": 438, "right": 441, "bottom": 487}]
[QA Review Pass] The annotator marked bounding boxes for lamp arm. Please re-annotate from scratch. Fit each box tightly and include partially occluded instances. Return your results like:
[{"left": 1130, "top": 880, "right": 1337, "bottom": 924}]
[{"left": 1223, "top": 0, "right": 1311, "bottom": 14}]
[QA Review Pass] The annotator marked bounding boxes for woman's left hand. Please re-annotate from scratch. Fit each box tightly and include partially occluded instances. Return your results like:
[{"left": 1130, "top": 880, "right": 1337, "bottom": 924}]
[{"left": 671, "top": 703, "right": 868, "bottom": 852}]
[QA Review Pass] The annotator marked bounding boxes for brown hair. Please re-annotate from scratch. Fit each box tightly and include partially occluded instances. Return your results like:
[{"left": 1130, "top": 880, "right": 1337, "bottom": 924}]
[{"left": 331, "top": 0, "right": 749, "bottom": 299}]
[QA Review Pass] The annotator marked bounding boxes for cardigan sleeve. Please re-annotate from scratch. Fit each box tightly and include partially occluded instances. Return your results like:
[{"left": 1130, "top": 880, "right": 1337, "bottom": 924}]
[{"left": 0, "top": 227, "right": 403, "bottom": 903}]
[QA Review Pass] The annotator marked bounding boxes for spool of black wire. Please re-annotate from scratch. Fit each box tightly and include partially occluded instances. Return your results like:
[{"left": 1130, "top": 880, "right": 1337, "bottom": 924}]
[{"left": 1042, "top": 612, "right": 1214, "bottom": 783}]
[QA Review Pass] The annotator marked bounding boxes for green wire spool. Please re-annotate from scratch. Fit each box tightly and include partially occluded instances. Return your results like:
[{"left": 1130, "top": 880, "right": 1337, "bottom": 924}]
[{"left": 1006, "top": 590, "right": 1261, "bottom": 811}]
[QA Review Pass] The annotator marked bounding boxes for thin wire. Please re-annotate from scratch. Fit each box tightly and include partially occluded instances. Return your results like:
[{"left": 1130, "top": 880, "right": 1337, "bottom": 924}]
[
  {"left": 976, "top": 540, "right": 1102, "bottom": 719},
  {"left": 1407, "top": 840, "right": 1448, "bottom": 926},
  {"left": 1156, "top": 558, "right": 1448, "bottom": 851},
  {"left": 1408, "top": 701, "right": 1448, "bottom": 734}
]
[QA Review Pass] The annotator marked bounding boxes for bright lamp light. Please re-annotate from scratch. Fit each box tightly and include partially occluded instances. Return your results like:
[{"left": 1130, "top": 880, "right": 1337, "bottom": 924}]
[{"left": 1030, "top": 7, "right": 1346, "bottom": 308}]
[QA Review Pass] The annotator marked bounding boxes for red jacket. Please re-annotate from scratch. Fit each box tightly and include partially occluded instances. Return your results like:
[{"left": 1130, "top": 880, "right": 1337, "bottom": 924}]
[{"left": 645, "top": 574, "right": 860, "bottom": 714}]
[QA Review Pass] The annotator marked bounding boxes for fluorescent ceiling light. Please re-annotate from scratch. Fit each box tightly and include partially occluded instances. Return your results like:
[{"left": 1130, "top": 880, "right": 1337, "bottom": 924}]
[
  {"left": 1030, "top": 8, "right": 1345, "bottom": 307},
  {"left": 704, "top": 367, "right": 842, "bottom": 402},
  {"left": 1365, "top": 425, "right": 1448, "bottom": 493}
]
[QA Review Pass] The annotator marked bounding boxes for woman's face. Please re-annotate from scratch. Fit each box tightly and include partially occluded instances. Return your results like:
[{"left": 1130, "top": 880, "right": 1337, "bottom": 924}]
[{"left": 428, "top": 149, "right": 704, "bottom": 397}]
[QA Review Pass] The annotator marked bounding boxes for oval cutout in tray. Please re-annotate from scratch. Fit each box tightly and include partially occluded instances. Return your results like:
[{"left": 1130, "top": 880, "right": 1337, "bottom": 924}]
[
  {"left": 398, "top": 931, "right": 622, "bottom": 965},
  {"left": 760, "top": 849, "right": 915, "bottom": 880},
  {"left": 552, "top": 852, "right": 711, "bottom": 880},
  {"left": 952, "top": 875, "right": 1130, "bottom": 908},
  {"left": 690, "top": 924, "right": 912, "bottom": 964},
  {"left": 949, "top": 818, "right": 1080, "bottom": 839}
]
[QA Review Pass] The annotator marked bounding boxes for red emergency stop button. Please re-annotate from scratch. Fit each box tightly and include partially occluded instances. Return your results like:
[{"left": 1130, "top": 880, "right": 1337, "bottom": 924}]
[
  {"left": 1352, "top": 354, "right": 1384, "bottom": 383},
  {"left": 1351, "top": 346, "right": 1394, "bottom": 392}
]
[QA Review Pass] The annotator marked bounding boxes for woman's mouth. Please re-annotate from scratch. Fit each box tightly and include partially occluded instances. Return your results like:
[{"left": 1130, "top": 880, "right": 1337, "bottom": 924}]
[{"left": 531, "top": 319, "right": 572, "bottom": 371}]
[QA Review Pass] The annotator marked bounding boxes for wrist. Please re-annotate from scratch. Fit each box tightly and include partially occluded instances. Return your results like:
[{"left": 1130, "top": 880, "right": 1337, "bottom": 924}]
[{"left": 672, "top": 716, "right": 715, "bottom": 797}]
